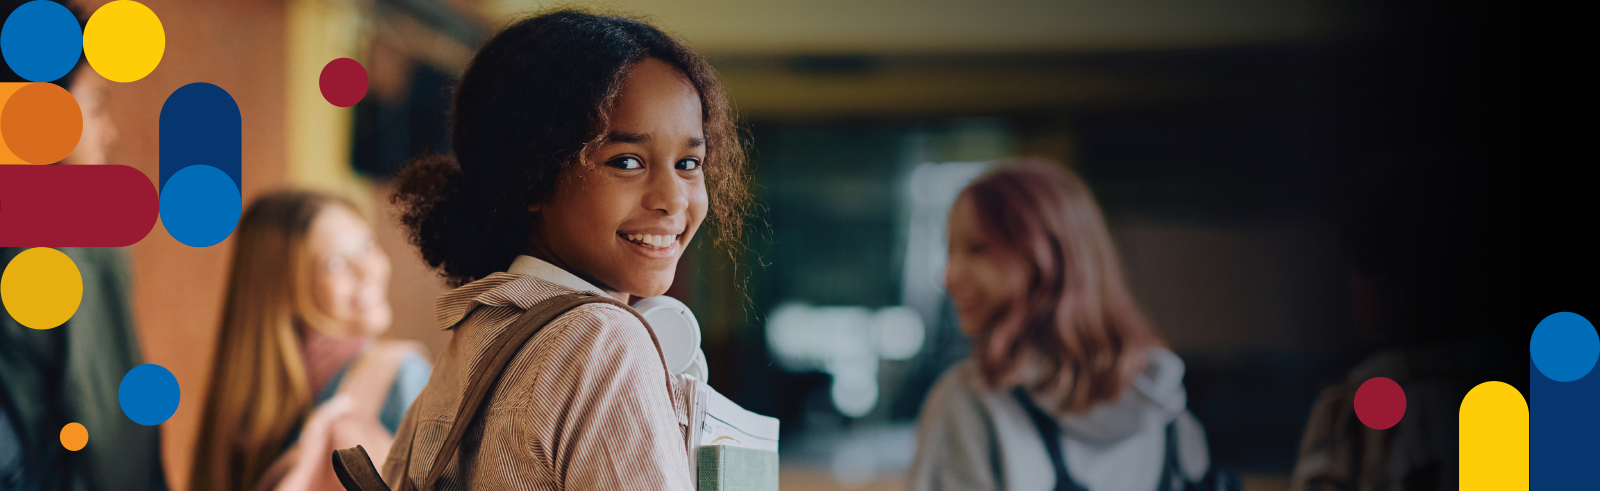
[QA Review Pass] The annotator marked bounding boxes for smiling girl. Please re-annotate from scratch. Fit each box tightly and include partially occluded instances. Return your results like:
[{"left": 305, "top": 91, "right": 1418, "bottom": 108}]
[
  {"left": 191, "top": 191, "right": 430, "bottom": 491},
  {"left": 381, "top": 10, "right": 748, "bottom": 490},
  {"left": 910, "top": 160, "right": 1229, "bottom": 491}
]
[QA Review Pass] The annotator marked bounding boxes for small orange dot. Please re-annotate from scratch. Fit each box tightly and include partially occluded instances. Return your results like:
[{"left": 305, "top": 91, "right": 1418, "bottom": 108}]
[
  {"left": 1, "top": 83, "right": 83, "bottom": 165},
  {"left": 60, "top": 422, "right": 87, "bottom": 451}
]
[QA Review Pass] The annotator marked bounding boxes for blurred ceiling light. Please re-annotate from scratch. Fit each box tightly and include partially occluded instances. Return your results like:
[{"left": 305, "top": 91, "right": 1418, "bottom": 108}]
[
  {"left": 871, "top": 306, "right": 925, "bottom": 361},
  {"left": 766, "top": 302, "right": 927, "bottom": 417}
]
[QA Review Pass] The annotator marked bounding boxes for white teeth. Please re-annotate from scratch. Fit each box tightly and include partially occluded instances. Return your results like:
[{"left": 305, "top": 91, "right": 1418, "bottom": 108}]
[{"left": 623, "top": 233, "right": 678, "bottom": 249}]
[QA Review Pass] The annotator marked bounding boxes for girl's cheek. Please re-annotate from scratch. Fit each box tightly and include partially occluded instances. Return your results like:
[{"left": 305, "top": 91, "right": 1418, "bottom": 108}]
[
  {"left": 945, "top": 258, "right": 970, "bottom": 296},
  {"left": 329, "top": 276, "right": 361, "bottom": 318},
  {"left": 973, "top": 262, "right": 1012, "bottom": 317}
]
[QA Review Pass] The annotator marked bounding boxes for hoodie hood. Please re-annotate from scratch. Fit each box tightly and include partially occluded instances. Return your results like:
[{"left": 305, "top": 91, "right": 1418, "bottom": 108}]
[{"left": 1028, "top": 347, "right": 1189, "bottom": 443}]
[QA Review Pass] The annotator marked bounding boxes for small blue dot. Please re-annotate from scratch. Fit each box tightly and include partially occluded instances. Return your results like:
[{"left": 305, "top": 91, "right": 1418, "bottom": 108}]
[
  {"left": 1531, "top": 312, "right": 1599, "bottom": 382},
  {"left": 119, "top": 364, "right": 180, "bottom": 426},
  {"left": 1, "top": 1, "right": 83, "bottom": 83},
  {"left": 159, "top": 165, "right": 241, "bottom": 247}
]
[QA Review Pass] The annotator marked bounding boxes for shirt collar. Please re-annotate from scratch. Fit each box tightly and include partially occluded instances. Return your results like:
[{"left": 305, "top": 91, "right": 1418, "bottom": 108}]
[{"left": 507, "top": 255, "right": 609, "bottom": 296}]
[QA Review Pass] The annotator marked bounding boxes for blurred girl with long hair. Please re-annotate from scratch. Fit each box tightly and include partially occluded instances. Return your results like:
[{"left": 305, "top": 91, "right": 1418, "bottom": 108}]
[
  {"left": 190, "top": 190, "right": 431, "bottom": 491},
  {"left": 911, "top": 159, "right": 1231, "bottom": 491}
]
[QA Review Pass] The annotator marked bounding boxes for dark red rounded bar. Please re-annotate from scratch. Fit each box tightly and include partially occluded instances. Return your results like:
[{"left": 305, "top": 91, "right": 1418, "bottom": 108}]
[{"left": 0, "top": 164, "right": 158, "bottom": 247}]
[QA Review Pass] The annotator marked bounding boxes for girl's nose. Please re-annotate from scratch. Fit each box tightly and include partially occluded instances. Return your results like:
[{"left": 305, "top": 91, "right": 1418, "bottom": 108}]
[{"left": 645, "top": 163, "right": 690, "bottom": 215}]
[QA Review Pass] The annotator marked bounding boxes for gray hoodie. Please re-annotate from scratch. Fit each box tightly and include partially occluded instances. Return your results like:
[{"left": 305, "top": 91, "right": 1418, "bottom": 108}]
[{"left": 910, "top": 347, "right": 1210, "bottom": 491}]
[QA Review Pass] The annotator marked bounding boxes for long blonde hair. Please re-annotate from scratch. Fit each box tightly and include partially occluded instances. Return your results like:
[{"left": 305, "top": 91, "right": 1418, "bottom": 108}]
[
  {"left": 962, "top": 159, "right": 1163, "bottom": 414},
  {"left": 190, "top": 190, "right": 358, "bottom": 491}
]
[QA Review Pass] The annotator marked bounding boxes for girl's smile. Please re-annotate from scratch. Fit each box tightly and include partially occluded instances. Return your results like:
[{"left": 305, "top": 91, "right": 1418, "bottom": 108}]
[{"left": 619, "top": 229, "right": 684, "bottom": 258}]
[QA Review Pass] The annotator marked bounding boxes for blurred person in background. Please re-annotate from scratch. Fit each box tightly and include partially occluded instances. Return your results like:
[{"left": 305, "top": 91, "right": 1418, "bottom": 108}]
[
  {"left": 1288, "top": 1, "right": 1519, "bottom": 484},
  {"left": 188, "top": 190, "right": 431, "bottom": 491},
  {"left": 1287, "top": 155, "right": 1511, "bottom": 490},
  {"left": 0, "top": 1, "right": 167, "bottom": 490},
  {"left": 382, "top": 10, "right": 748, "bottom": 489},
  {"left": 910, "top": 159, "right": 1235, "bottom": 491}
]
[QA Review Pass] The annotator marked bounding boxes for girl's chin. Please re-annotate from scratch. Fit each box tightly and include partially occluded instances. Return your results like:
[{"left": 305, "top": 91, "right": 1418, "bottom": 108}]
[{"left": 618, "top": 275, "right": 676, "bottom": 299}]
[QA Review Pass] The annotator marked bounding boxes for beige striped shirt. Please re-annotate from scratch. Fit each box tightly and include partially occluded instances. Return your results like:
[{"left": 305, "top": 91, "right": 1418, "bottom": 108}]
[{"left": 381, "top": 257, "right": 692, "bottom": 490}]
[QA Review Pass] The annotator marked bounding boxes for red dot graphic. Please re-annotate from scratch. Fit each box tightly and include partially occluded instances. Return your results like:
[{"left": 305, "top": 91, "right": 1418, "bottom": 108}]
[
  {"left": 319, "top": 58, "right": 368, "bottom": 107},
  {"left": 1353, "top": 376, "right": 1406, "bottom": 430}
]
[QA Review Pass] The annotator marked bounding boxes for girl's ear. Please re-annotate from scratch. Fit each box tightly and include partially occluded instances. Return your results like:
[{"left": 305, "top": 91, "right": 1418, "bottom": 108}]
[{"left": 527, "top": 203, "right": 541, "bottom": 213}]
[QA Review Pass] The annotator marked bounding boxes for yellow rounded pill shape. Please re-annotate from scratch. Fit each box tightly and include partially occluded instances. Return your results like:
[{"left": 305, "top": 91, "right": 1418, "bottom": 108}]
[
  {"left": 83, "top": 1, "right": 165, "bottom": 83},
  {"left": 60, "top": 422, "right": 88, "bottom": 451},
  {"left": 1459, "top": 381, "right": 1528, "bottom": 491},
  {"left": 1, "top": 247, "right": 83, "bottom": 329}
]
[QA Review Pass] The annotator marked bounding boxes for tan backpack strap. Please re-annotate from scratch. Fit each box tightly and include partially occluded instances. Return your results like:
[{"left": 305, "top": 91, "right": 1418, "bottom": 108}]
[{"left": 403, "top": 292, "right": 650, "bottom": 491}]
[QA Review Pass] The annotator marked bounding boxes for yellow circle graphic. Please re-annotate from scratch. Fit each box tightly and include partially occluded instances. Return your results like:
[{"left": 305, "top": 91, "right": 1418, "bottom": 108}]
[
  {"left": 82, "top": 1, "right": 166, "bottom": 83},
  {"left": 60, "top": 422, "right": 88, "bottom": 451},
  {"left": 1, "top": 247, "right": 83, "bottom": 329}
]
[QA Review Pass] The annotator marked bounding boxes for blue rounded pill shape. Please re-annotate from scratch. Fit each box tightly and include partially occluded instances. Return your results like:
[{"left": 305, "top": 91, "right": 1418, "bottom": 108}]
[
  {"left": 159, "top": 165, "right": 240, "bottom": 247},
  {"left": 119, "top": 364, "right": 180, "bottom": 426},
  {"left": 1531, "top": 312, "right": 1600, "bottom": 382},
  {"left": 1, "top": 1, "right": 83, "bottom": 82}
]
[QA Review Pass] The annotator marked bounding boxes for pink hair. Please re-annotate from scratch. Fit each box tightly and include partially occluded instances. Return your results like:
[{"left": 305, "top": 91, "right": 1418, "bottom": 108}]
[{"left": 961, "top": 158, "right": 1163, "bottom": 413}]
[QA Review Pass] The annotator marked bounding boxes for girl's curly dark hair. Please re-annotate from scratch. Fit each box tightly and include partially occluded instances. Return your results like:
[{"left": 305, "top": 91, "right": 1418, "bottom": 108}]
[{"left": 393, "top": 9, "right": 750, "bottom": 287}]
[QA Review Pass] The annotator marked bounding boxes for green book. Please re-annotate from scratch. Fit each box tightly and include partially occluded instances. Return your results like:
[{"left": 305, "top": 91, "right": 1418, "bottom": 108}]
[{"left": 696, "top": 445, "right": 779, "bottom": 491}]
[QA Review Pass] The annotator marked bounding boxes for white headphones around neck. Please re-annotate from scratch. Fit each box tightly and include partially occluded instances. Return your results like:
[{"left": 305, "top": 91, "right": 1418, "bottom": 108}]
[{"left": 633, "top": 295, "right": 709, "bottom": 383}]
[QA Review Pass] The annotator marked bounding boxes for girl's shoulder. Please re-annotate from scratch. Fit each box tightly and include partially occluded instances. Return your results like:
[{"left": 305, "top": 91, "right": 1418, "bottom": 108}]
[
  {"left": 543, "top": 300, "right": 652, "bottom": 341},
  {"left": 532, "top": 300, "right": 665, "bottom": 369},
  {"left": 558, "top": 299, "right": 644, "bottom": 324},
  {"left": 919, "top": 359, "right": 996, "bottom": 422}
]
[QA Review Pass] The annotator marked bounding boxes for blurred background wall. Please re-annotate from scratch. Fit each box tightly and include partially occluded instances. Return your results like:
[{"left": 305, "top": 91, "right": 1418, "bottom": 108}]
[
  {"left": 95, "top": 0, "right": 1549, "bottom": 490},
  {"left": 80, "top": 1, "right": 287, "bottom": 489}
]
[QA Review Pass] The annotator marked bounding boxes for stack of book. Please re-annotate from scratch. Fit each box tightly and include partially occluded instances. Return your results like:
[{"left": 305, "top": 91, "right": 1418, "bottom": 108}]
[{"left": 681, "top": 375, "right": 779, "bottom": 491}]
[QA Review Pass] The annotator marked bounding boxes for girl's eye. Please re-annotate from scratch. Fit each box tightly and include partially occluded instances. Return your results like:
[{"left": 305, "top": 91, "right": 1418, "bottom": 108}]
[
  {"left": 676, "top": 158, "right": 701, "bottom": 171},
  {"left": 607, "top": 156, "right": 643, "bottom": 170}
]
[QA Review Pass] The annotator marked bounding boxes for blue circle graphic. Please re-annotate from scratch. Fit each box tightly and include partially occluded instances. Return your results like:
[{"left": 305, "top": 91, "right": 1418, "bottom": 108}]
[
  {"left": 159, "top": 165, "right": 241, "bottom": 247},
  {"left": 118, "top": 364, "right": 180, "bottom": 426},
  {"left": 1531, "top": 312, "right": 1600, "bottom": 382},
  {"left": 1, "top": 1, "right": 83, "bottom": 82}
]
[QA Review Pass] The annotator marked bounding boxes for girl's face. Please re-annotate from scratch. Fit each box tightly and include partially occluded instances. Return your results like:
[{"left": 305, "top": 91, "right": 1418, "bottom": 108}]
[
  {"left": 531, "top": 58, "right": 708, "bottom": 302},
  {"left": 306, "top": 204, "right": 392, "bottom": 337},
  {"left": 945, "top": 194, "right": 1024, "bottom": 337}
]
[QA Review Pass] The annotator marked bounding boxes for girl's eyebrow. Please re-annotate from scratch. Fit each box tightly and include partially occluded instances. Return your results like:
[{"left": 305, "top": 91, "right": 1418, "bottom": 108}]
[
  {"left": 603, "top": 131, "right": 706, "bottom": 149},
  {"left": 604, "top": 131, "right": 651, "bottom": 144}
]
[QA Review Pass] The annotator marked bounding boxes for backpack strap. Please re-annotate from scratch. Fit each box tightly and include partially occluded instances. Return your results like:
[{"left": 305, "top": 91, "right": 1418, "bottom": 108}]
[
  {"left": 333, "top": 445, "right": 390, "bottom": 491},
  {"left": 399, "top": 292, "right": 649, "bottom": 491},
  {"left": 1010, "top": 387, "right": 1089, "bottom": 491}
]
